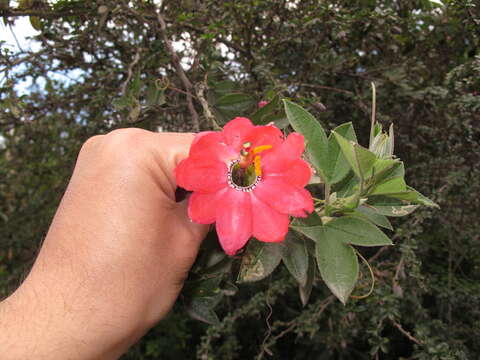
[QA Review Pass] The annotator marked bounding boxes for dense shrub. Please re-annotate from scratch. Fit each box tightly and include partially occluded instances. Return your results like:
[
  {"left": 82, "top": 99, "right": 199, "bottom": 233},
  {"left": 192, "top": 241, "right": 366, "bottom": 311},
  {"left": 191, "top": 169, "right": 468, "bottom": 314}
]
[{"left": 1, "top": 0, "right": 479, "bottom": 358}]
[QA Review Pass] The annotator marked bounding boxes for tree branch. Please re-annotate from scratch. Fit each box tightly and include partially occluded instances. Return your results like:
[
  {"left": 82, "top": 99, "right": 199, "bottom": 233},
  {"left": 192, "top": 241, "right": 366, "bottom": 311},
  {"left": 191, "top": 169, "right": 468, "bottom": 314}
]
[
  {"left": 0, "top": 8, "right": 90, "bottom": 18},
  {"left": 297, "top": 83, "right": 354, "bottom": 96},
  {"left": 0, "top": 50, "right": 48, "bottom": 73},
  {"left": 390, "top": 318, "right": 422, "bottom": 345},
  {"left": 196, "top": 81, "right": 220, "bottom": 130},
  {"left": 156, "top": 10, "right": 199, "bottom": 131},
  {"left": 121, "top": 48, "right": 142, "bottom": 96}
]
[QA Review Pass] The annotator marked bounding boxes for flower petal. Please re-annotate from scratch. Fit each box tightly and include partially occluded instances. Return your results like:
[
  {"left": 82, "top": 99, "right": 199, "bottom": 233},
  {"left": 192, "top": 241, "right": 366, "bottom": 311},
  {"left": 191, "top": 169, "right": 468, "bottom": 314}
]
[
  {"left": 265, "top": 159, "right": 312, "bottom": 187},
  {"left": 191, "top": 131, "right": 216, "bottom": 147},
  {"left": 262, "top": 133, "right": 305, "bottom": 173},
  {"left": 189, "top": 191, "right": 223, "bottom": 224},
  {"left": 189, "top": 131, "right": 237, "bottom": 163},
  {"left": 245, "top": 125, "right": 284, "bottom": 150},
  {"left": 222, "top": 117, "right": 255, "bottom": 151},
  {"left": 215, "top": 188, "right": 252, "bottom": 255},
  {"left": 175, "top": 158, "right": 227, "bottom": 193},
  {"left": 253, "top": 177, "right": 314, "bottom": 217},
  {"left": 251, "top": 194, "right": 289, "bottom": 243}
]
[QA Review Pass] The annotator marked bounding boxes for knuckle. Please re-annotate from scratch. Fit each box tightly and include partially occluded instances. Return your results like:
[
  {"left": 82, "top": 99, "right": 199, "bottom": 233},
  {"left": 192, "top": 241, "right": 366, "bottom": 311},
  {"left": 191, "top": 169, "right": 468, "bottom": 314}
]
[
  {"left": 102, "top": 128, "right": 156, "bottom": 166},
  {"left": 103, "top": 128, "right": 154, "bottom": 158},
  {"left": 80, "top": 134, "right": 104, "bottom": 152},
  {"left": 105, "top": 128, "right": 151, "bottom": 145}
]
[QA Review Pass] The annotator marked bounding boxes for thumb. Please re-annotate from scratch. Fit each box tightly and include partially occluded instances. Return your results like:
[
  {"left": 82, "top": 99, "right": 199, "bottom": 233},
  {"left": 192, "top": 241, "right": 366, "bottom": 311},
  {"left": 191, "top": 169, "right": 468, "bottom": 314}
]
[{"left": 173, "top": 195, "right": 209, "bottom": 248}]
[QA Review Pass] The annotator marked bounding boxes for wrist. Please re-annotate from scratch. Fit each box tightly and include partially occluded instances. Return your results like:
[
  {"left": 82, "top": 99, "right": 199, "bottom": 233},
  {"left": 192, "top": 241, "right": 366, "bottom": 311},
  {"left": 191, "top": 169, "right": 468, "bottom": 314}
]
[
  {"left": 0, "top": 276, "right": 143, "bottom": 360},
  {"left": 0, "top": 288, "right": 53, "bottom": 359}
]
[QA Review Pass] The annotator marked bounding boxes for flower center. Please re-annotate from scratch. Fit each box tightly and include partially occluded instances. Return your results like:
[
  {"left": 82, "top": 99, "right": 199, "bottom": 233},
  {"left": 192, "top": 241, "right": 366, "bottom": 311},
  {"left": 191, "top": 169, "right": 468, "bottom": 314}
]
[
  {"left": 227, "top": 142, "right": 272, "bottom": 192},
  {"left": 227, "top": 160, "right": 260, "bottom": 191}
]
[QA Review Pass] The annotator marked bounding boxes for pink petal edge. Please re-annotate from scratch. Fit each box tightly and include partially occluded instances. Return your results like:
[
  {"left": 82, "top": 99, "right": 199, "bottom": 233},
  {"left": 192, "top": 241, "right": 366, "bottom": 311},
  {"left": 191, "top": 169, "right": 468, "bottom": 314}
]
[{"left": 215, "top": 187, "right": 253, "bottom": 255}]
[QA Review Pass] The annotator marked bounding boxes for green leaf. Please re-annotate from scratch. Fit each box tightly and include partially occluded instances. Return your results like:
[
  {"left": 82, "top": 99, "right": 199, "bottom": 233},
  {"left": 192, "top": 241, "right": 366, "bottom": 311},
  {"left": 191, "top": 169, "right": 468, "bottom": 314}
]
[
  {"left": 221, "top": 281, "right": 238, "bottom": 296},
  {"left": 368, "top": 160, "right": 406, "bottom": 196},
  {"left": 370, "top": 159, "right": 404, "bottom": 185},
  {"left": 324, "top": 122, "right": 358, "bottom": 184},
  {"left": 237, "top": 239, "right": 282, "bottom": 283},
  {"left": 112, "top": 96, "right": 133, "bottom": 110},
  {"left": 383, "top": 190, "right": 419, "bottom": 202},
  {"left": 282, "top": 231, "right": 309, "bottom": 286},
  {"left": 0, "top": 0, "right": 10, "bottom": 10},
  {"left": 407, "top": 186, "right": 439, "bottom": 208},
  {"left": 294, "top": 216, "right": 392, "bottom": 247},
  {"left": 333, "top": 131, "right": 377, "bottom": 180},
  {"left": 30, "top": 16, "right": 42, "bottom": 31},
  {"left": 18, "top": 0, "right": 33, "bottom": 9},
  {"left": 251, "top": 95, "right": 280, "bottom": 124},
  {"left": 186, "top": 274, "right": 223, "bottom": 298},
  {"left": 382, "top": 188, "right": 438, "bottom": 207},
  {"left": 367, "top": 196, "right": 419, "bottom": 217},
  {"left": 191, "top": 230, "right": 226, "bottom": 273},
  {"left": 185, "top": 296, "right": 221, "bottom": 325},
  {"left": 283, "top": 99, "right": 329, "bottom": 181},
  {"left": 146, "top": 82, "right": 166, "bottom": 106},
  {"left": 129, "top": 72, "right": 141, "bottom": 96},
  {"left": 333, "top": 171, "right": 358, "bottom": 198},
  {"left": 8, "top": 101, "right": 21, "bottom": 118},
  {"left": 370, "top": 176, "right": 407, "bottom": 195},
  {"left": 210, "top": 80, "right": 236, "bottom": 95},
  {"left": 261, "top": 112, "right": 289, "bottom": 129},
  {"left": 313, "top": 225, "right": 359, "bottom": 304},
  {"left": 326, "top": 217, "right": 392, "bottom": 246},
  {"left": 183, "top": 269, "right": 224, "bottom": 325},
  {"left": 127, "top": 100, "right": 141, "bottom": 123},
  {"left": 216, "top": 93, "right": 255, "bottom": 118},
  {"left": 291, "top": 210, "right": 322, "bottom": 227},
  {"left": 299, "top": 255, "right": 315, "bottom": 306},
  {"left": 352, "top": 205, "right": 393, "bottom": 230}
]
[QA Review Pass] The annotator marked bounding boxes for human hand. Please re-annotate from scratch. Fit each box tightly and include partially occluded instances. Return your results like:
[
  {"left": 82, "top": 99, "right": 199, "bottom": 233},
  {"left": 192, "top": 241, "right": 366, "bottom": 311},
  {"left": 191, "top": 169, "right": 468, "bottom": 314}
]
[{"left": 0, "top": 129, "right": 208, "bottom": 359}]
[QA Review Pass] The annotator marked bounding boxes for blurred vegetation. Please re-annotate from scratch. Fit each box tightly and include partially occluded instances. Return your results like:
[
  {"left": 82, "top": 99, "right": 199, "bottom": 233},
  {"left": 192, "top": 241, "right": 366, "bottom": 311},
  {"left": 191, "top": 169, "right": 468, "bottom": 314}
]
[{"left": 1, "top": 0, "right": 479, "bottom": 359}]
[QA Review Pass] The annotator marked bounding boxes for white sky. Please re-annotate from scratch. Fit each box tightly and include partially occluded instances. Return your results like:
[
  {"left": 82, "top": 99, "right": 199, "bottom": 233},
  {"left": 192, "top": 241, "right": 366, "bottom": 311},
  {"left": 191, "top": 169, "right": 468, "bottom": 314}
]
[{"left": 0, "top": 17, "right": 39, "bottom": 51}]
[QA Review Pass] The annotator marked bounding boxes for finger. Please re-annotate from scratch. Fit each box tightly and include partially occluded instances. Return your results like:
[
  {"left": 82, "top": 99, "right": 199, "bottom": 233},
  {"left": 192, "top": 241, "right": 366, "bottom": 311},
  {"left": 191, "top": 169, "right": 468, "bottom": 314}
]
[
  {"left": 151, "top": 132, "right": 196, "bottom": 195},
  {"left": 174, "top": 196, "right": 209, "bottom": 243}
]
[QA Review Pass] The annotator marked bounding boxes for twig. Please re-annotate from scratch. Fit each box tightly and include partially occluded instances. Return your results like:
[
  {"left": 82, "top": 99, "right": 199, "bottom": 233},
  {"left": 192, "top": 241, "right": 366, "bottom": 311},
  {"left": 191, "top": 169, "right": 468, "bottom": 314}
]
[
  {"left": 297, "top": 83, "right": 354, "bottom": 95},
  {"left": 196, "top": 81, "right": 221, "bottom": 130},
  {"left": 390, "top": 318, "right": 422, "bottom": 345},
  {"left": 256, "top": 296, "right": 334, "bottom": 359},
  {"left": 167, "top": 86, "right": 198, "bottom": 99},
  {"left": 369, "top": 82, "right": 376, "bottom": 148},
  {"left": 9, "top": 25, "right": 24, "bottom": 51},
  {"left": 121, "top": 48, "right": 142, "bottom": 96},
  {"left": 0, "top": 8, "right": 89, "bottom": 18},
  {"left": 156, "top": 10, "right": 199, "bottom": 131},
  {"left": 0, "top": 50, "right": 47, "bottom": 73},
  {"left": 259, "top": 288, "right": 274, "bottom": 357},
  {"left": 393, "top": 256, "right": 404, "bottom": 282},
  {"left": 351, "top": 249, "right": 376, "bottom": 299},
  {"left": 368, "top": 246, "right": 388, "bottom": 263}
]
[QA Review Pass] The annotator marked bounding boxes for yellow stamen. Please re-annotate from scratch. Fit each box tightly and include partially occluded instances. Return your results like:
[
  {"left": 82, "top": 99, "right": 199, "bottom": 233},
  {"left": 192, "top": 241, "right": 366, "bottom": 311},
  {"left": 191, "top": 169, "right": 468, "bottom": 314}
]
[
  {"left": 243, "top": 142, "right": 252, "bottom": 148},
  {"left": 254, "top": 155, "right": 262, "bottom": 176},
  {"left": 252, "top": 144, "right": 272, "bottom": 154}
]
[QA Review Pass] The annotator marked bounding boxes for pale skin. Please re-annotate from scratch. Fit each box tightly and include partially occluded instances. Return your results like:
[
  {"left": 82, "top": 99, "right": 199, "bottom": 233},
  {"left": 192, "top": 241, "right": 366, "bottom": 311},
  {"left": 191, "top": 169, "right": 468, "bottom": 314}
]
[{"left": 0, "top": 129, "right": 208, "bottom": 359}]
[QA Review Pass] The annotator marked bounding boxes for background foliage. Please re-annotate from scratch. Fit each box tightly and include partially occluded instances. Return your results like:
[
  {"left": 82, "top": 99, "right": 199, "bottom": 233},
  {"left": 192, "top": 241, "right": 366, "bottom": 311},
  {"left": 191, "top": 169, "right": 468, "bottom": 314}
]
[{"left": 1, "top": 0, "right": 479, "bottom": 359}]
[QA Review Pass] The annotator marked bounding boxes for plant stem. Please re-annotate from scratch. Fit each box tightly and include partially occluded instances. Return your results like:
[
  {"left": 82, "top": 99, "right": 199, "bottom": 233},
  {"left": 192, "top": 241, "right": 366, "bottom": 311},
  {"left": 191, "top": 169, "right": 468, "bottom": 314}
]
[
  {"left": 369, "top": 82, "right": 376, "bottom": 149},
  {"left": 324, "top": 183, "right": 331, "bottom": 216}
]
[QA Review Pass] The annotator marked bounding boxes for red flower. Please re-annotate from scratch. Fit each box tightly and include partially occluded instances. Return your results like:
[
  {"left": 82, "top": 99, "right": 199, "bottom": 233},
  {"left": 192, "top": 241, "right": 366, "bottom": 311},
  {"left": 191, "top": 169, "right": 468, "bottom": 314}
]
[
  {"left": 258, "top": 100, "right": 268, "bottom": 108},
  {"left": 175, "top": 117, "right": 314, "bottom": 255}
]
